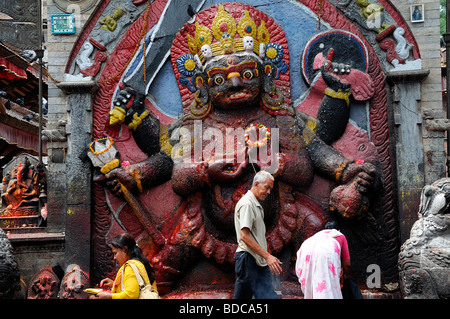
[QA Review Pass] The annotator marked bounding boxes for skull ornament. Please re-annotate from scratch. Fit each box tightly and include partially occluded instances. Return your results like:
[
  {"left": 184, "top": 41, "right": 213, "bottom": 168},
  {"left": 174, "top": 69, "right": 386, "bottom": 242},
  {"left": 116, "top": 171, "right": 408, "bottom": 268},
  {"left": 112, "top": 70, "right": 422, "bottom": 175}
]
[
  {"left": 243, "top": 36, "right": 254, "bottom": 52},
  {"left": 201, "top": 44, "right": 213, "bottom": 60}
]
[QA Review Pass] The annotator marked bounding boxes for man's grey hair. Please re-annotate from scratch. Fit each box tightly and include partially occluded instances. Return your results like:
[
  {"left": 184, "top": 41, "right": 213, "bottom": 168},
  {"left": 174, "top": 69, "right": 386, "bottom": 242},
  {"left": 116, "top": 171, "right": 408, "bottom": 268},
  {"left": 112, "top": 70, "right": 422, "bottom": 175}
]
[{"left": 252, "top": 170, "right": 274, "bottom": 186}]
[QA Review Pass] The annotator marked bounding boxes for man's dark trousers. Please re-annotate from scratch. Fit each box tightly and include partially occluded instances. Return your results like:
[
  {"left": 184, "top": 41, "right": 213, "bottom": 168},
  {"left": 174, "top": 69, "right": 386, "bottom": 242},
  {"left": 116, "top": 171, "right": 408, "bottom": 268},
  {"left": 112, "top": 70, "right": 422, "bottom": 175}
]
[{"left": 233, "top": 251, "right": 278, "bottom": 299}]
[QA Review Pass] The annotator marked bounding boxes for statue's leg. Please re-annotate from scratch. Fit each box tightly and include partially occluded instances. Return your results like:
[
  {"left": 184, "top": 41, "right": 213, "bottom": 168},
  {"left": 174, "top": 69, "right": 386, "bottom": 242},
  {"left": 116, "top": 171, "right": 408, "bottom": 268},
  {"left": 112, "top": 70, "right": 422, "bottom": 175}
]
[
  {"left": 151, "top": 195, "right": 204, "bottom": 295},
  {"left": 152, "top": 241, "right": 201, "bottom": 295}
]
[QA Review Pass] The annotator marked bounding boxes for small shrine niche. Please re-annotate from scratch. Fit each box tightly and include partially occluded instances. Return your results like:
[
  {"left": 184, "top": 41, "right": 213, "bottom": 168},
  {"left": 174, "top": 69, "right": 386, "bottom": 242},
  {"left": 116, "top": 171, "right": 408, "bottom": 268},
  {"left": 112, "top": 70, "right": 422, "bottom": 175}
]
[{"left": 0, "top": 154, "right": 47, "bottom": 230}]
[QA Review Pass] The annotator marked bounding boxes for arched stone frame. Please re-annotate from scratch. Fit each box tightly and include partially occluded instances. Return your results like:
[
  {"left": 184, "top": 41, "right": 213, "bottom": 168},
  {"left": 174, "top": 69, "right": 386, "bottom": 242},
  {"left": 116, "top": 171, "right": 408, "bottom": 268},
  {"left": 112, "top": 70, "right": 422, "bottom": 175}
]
[{"left": 63, "top": 0, "right": 422, "bottom": 288}]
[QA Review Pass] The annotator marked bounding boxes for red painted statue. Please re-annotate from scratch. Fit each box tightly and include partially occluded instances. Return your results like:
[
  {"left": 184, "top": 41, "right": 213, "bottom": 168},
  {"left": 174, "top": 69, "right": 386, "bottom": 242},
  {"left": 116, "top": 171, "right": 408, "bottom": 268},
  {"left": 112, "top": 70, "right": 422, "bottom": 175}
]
[{"left": 91, "top": 3, "right": 381, "bottom": 294}]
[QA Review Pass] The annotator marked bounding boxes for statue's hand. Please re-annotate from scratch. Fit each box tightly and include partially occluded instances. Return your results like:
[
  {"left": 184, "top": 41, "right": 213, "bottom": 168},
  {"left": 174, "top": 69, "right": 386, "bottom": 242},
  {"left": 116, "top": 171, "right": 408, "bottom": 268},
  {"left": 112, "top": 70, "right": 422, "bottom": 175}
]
[
  {"left": 317, "top": 49, "right": 351, "bottom": 92},
  {"left": 207, "top": 159, "right": 247, "bottom": 183},
  {"left": 321, "top": 61, "right": 351, "bottom": 92},
  {"left": 340, "top": 161, "right": 380, "bottom": 193},
  {"left": 113, "top": 86, "right": 145, "bottom": 111},
  {"left": 104, "top": 166, "right": 139, "bottom": 196},
  {"left": 330, "top": 181, "right": 369, "bottom": 218},
  {"left": 109, "top": 86, "right": 147, "bottom": 126},
  {"left": 330, "top": 161, "right": 381, "bottom": 218}
]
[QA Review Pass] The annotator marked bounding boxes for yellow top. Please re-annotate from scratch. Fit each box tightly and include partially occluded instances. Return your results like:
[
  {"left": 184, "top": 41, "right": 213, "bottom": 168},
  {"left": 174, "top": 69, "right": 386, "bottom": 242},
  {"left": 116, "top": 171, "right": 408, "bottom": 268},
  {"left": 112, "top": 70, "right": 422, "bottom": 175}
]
[{"left": 111, "top": 259, "right": 157, "bottom": 299}]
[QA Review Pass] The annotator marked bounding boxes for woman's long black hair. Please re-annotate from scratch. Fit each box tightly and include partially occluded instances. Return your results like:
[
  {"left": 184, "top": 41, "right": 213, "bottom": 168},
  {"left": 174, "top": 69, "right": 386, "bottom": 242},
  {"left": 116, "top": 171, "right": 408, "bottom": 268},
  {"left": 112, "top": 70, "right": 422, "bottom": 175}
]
[{"left": 110, "top": 233, "right": 156, "bottom": 283}]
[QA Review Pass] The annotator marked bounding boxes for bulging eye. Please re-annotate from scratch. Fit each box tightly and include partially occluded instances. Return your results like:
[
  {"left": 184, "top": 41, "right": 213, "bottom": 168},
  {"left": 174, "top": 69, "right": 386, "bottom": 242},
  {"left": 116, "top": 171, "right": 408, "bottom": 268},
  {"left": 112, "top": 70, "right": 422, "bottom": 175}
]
[
  {"left": 242, "top": 69, "right": 254, "bottom": 80},
  {"left": 213, "top": 74, "right": 226, "bottom": 86}
]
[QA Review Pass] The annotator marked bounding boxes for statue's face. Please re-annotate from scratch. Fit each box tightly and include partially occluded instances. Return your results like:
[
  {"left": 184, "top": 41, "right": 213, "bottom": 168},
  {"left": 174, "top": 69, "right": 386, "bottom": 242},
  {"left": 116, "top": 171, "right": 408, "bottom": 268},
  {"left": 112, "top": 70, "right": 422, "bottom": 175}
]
[{"left": 203, "top": 54, "right": 263, "bottom": 110}]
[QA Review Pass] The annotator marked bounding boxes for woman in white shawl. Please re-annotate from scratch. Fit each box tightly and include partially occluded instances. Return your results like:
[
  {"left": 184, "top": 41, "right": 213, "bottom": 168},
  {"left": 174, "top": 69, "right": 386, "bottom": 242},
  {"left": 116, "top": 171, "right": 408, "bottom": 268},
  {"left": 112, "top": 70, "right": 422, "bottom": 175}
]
[{"left": 295, "top": 221, "right": 351, "bottom": 299}]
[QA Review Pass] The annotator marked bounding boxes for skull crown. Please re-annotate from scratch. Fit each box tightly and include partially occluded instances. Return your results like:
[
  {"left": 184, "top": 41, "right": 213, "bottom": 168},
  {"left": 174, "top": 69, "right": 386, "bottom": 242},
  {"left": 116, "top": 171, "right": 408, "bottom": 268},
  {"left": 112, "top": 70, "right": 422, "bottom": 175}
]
[{"left": 187, "top": 5, "right": 272, "bottom": 68}]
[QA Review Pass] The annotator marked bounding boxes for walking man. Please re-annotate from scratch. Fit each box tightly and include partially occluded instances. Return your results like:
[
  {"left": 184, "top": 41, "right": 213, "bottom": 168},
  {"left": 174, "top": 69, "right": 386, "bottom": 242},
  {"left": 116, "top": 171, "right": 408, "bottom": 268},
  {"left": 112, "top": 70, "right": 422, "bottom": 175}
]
[{"left": 233, "top": 170, "right": 283, "bottom": 299}]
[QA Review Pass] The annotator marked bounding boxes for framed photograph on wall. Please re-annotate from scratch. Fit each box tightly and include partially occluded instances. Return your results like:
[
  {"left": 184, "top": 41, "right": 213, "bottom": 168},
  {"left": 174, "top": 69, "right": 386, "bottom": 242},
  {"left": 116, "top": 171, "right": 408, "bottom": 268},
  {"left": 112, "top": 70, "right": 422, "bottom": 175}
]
[
  {"left": 51, "top": 14, "right": 75, "bottom": 34},
  {"left": 410, "top": 4, "right": 424, "bottom": 23}
]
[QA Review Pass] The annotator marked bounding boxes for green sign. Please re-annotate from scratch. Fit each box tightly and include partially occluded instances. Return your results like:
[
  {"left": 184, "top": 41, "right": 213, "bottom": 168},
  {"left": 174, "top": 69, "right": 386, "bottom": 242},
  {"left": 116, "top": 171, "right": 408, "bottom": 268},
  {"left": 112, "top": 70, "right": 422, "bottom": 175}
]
[{"left": 51, "top": 14, "right": 75, "bottom": 35}]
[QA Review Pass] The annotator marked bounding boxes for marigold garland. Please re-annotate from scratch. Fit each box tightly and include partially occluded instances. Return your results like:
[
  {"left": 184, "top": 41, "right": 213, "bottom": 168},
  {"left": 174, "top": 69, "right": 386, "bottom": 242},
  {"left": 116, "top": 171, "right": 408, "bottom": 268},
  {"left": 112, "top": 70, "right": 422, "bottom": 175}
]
[
  {"left": 89, "top": 136, "right": 114, "bottom": 155},
  {"left": 244, "top": 123, "right": 271, "bottom": 148}
]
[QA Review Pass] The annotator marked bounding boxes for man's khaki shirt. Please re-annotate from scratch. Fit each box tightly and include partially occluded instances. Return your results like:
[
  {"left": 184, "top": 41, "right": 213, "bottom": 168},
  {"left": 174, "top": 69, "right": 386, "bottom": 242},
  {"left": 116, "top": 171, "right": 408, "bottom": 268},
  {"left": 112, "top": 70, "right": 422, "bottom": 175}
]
[{"left": 234, "top": 190, "right": 268, "bottom": 267}]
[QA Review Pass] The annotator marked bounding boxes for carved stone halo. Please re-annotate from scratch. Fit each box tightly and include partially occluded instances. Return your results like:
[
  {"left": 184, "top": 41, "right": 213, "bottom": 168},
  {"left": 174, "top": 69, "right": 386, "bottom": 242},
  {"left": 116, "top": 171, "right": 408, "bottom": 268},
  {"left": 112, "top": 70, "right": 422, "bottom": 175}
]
[{"left": 54, "top": 0, "right": 97, "bottom": 13}]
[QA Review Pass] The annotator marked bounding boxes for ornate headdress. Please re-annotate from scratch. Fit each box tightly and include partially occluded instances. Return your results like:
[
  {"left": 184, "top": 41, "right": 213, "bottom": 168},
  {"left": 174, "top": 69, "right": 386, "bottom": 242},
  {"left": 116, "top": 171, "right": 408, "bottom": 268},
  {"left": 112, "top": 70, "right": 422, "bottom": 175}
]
[
  {"left": 173, "top": 4, "right": 288, "bottom": 74},
  {"left": 188, "top": 5, "right": 271, "bottom": 67},
  {"left": 171, "top": 3, "right": 291, "bottom": 115}
]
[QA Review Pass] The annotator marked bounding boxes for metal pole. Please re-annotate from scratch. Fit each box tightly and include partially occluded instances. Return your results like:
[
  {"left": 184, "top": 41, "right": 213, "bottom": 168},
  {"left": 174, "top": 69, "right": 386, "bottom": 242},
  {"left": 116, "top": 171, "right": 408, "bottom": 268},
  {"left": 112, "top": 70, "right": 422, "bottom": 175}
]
[
  {"left": 37, "top": 54, "right": 43, "bottom": 161},
  {"left": 37, "top": 0, "right": 43, "bottom": 162},
  {"left": 36, "top": 0, "right": 45, "bottom": 225}
]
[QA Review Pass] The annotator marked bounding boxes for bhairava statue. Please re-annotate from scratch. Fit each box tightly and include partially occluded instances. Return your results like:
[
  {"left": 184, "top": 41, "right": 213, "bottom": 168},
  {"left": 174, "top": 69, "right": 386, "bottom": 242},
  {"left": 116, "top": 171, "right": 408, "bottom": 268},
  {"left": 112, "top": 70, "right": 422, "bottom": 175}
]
[{"left": 92, "top": 3, "right": 382, "bottom": 294}]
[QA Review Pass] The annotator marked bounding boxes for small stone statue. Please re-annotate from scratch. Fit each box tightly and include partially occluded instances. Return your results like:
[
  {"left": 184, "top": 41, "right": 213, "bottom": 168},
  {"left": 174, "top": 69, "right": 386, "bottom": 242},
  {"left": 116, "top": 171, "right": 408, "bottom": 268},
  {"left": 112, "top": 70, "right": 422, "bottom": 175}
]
[
  {"left": 27, "top": 266, "right": 60, "bottom": 299},
  {"left": 398, "top": 178, "right": 450, "bottom": 298},
  {"left": 59, "top": 265, "right": 90, "bottom": 299}
]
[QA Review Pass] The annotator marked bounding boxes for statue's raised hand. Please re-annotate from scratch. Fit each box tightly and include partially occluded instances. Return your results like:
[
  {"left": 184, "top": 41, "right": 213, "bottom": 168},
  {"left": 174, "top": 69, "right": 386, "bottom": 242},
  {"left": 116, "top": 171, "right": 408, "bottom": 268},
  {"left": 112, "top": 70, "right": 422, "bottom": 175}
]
[
  {"left": 321, "top": 60, "right": 351, "bottom": 92},
  {"left": 109, "top": 85, "right": 146, "bottom": 126},
  {"left": 340, "top": 161, "right": 380, "bottom": 193},
  {"left": 104, "top": 166, "right": 139, "bottom": 196},
  {"left": 329, "top": 160, "right": 381, "bottom": 218}
]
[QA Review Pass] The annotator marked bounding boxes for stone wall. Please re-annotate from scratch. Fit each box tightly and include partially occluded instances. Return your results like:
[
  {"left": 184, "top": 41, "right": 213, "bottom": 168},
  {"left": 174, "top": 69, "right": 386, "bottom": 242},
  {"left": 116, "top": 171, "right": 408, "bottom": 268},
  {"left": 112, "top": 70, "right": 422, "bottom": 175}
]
[
  {"left": 404, "top": 0, "right": 445, "bottom": 184},
  {"left": 388, "top": 0, "right": 444, "bottom": 242},
  {"left": 38, "top": 0, "right": 445, "bottom": 284}
]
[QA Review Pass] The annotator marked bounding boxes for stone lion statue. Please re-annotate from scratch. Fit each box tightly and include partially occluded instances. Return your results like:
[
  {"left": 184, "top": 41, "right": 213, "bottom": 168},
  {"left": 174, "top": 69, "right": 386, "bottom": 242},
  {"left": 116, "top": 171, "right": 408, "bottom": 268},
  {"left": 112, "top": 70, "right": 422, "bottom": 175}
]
[{"left": 398, "top": 178, "right": 450, "bottom": 298}]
